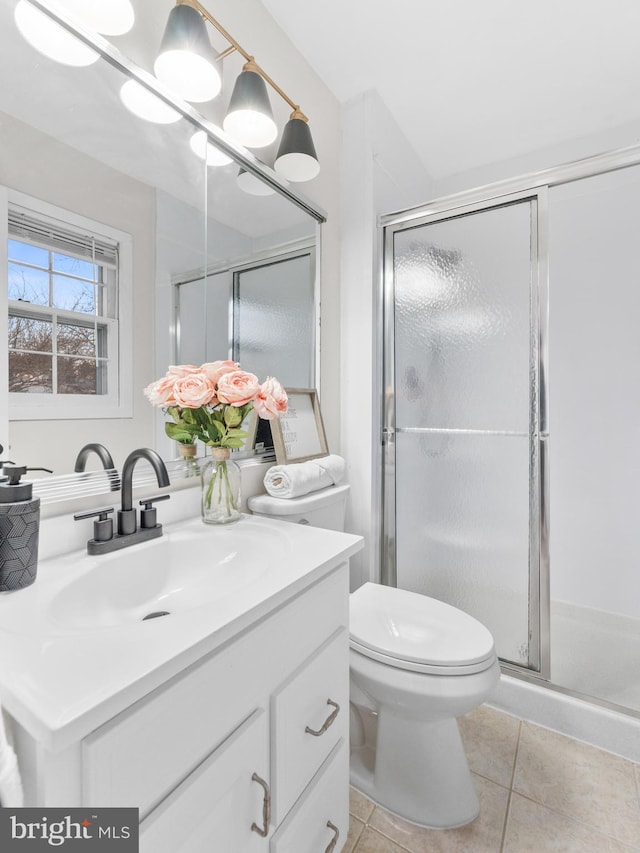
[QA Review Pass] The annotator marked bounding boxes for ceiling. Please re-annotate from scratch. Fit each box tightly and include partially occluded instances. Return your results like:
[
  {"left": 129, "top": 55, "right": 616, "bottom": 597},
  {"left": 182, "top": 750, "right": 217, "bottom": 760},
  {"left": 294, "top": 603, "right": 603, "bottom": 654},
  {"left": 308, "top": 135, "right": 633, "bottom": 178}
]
[{"left": 261, "top": 0, "right": 640, "bottom": 180}]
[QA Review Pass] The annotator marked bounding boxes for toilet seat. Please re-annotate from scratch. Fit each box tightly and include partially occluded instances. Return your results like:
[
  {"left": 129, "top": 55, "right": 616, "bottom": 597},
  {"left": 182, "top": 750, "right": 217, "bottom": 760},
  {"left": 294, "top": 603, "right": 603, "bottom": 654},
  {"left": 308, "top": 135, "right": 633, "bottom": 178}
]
[{"left": 350, "top": 583, "right": 496, "bottom": 676}]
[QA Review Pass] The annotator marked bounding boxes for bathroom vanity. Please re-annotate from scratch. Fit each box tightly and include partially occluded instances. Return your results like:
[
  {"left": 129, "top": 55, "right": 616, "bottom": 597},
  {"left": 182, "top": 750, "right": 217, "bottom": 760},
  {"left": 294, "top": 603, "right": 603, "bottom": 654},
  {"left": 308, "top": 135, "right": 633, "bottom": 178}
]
[{"left": 0, "top": 513, "right": 362, "bottom": 852}]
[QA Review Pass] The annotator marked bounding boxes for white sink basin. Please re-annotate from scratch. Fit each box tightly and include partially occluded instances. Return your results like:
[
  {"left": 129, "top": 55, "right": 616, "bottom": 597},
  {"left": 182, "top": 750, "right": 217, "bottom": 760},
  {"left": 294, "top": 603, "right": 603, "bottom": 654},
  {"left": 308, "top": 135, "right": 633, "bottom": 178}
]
[
  {"left": 0, "top": 519, "right": 290, "bottom": 633},
  {"left": 46, "top": 518, "right": 286, "bottom": 630}
]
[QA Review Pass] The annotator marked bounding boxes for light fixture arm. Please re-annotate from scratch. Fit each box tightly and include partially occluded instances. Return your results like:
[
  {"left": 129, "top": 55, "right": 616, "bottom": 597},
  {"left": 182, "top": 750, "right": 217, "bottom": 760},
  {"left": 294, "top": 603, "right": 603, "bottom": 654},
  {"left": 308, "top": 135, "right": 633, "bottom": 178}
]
[{"left": 176, "top": 0, "right": 309, "bottom": 122}]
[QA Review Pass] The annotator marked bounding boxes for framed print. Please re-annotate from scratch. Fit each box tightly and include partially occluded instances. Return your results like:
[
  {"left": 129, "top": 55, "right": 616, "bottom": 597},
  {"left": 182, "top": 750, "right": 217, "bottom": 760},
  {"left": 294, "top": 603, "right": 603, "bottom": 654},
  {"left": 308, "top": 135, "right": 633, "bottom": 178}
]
[{"left": 271, "top": 388, "right": 329, "bottom": 464}]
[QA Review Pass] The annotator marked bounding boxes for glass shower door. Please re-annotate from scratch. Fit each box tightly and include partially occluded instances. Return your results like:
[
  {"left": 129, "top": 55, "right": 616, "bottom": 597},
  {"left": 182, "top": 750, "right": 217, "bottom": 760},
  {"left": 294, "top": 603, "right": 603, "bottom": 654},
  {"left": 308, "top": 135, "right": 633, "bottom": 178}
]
[{"left": 384, "top": 197, "right": 544, "bottom": 668}]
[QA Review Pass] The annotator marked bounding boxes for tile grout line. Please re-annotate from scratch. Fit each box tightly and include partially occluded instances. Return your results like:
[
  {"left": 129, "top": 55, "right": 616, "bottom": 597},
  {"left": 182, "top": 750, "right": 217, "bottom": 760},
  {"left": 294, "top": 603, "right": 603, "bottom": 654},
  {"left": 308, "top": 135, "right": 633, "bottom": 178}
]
[
  {"left": 499, "top": 718, "right": 523, "bottom": 853},
  {"left": 362, "top": 806, "right": 415, "bottom": 853}
]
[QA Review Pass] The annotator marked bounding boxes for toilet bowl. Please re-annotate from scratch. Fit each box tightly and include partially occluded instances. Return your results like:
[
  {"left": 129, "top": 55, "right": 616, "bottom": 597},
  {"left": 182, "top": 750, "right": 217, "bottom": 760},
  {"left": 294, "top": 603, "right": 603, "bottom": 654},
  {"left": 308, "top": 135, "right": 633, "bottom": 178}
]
[{"left": 349, "top": 582, "right": 500, "bottom": 829}]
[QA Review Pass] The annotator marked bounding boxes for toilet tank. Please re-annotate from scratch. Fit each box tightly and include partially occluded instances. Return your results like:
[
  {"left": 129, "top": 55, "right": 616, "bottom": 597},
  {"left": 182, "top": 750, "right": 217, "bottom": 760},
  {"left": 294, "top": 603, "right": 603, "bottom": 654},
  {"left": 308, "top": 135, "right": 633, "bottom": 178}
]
[{"left": 247, "top": 483, "right": 350, "bottom": 531}]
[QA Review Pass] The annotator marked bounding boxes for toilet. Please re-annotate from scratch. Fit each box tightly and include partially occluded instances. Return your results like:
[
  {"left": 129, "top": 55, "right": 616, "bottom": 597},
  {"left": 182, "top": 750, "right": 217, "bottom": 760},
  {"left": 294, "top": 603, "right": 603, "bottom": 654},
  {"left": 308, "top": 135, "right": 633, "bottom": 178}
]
[
  {"left": 248, "top": 484, "right": 500, "bottom": 829},
  {"left": 350, "top": 583, "right": 499, "bottom": 828}
]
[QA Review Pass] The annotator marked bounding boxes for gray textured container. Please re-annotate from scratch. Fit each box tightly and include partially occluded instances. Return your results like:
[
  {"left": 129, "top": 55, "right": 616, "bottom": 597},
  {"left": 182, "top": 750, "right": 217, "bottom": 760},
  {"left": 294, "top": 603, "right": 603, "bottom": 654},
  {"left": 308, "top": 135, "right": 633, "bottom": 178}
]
[{"left": 0, "top": 497, "right": 40, "bottom": 591}]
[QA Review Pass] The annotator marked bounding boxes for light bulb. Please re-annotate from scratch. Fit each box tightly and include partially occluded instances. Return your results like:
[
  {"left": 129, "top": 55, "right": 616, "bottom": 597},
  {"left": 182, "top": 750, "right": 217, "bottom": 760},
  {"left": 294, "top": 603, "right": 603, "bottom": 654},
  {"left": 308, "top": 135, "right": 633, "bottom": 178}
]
[
  {"left": 155, "top": 51, "right": 222, "bottom": 103},
  {"left": 61, "top": 0, "right": 135, "bottom": 36},
  {"left": 119, "top": 80, "right": 181, "bottom": 125},
  {"left": 14, "top": 0, "right": 99, "bottom": 67},
  {"left": 190, "top": 131, "right": 233, "bottom": 167}
]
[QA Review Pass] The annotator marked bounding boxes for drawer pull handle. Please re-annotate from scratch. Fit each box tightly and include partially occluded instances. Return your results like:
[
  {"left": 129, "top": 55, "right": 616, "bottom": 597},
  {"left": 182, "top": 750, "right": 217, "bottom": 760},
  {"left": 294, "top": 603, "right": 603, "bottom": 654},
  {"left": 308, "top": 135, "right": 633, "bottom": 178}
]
[
  {"left": 250, "top": 772, "right": 271, "bottom": 838},
  {"left": 305, "top": 699, "right": 340, "bottom": 736},
  {"left": 325, "top": 820, "right": 340, "bottom": 852}
]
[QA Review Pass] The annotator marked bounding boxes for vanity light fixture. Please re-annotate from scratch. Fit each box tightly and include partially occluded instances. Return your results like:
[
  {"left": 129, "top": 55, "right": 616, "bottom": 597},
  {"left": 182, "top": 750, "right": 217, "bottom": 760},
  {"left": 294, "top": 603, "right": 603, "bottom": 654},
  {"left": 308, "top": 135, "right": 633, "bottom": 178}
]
[
  {"left": 154, "top": 4, "right": 222, "bottom": 103},
  {"left": 155, "top": 0, "right": 320, "bottom": 180},
  {"left": 189, "top": 130, "right": 233, "bottom": 166},
  {"left": 223, "top": 59, "right": 277, "bottom": 148},
  {"left": 14, "top": 0, "right": 100, "bottom": 66}
]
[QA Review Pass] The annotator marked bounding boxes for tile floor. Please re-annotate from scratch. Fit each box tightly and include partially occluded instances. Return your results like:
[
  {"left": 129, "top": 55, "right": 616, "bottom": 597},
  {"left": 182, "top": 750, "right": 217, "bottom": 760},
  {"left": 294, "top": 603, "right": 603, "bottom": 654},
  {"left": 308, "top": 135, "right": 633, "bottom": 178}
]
[{"left": 345, "top": 704, "right": 640, "bottom": 852}]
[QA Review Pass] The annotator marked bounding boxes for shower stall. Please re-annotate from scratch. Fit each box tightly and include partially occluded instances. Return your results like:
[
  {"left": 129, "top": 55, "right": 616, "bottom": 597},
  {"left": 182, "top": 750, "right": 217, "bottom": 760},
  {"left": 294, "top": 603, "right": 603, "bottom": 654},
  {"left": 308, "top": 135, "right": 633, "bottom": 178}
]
[{"left": 381, "top": 155, "right": 640, "bottom": 717}]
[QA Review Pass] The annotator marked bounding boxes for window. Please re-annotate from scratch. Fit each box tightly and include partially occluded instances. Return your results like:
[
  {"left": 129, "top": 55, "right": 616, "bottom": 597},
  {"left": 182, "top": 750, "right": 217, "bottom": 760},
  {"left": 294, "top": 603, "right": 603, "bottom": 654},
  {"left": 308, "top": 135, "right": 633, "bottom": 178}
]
[{"left": 6, "top": 193, "right": 132, "bottom": 419}]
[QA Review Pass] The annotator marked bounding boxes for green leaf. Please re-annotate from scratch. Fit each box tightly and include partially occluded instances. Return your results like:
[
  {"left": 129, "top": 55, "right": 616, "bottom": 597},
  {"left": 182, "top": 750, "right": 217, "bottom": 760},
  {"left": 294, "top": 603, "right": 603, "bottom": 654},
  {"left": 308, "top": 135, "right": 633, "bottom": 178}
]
[
  {"left": 165, "top": 423, "right": 195, "bottom": 443},
  {"left": 223, "top": 438, "right": 245, "bottom": 449},
  {"left": 224, "top": 406, "right": 243, "bottom": 427},
  {"left": 191, "top": 408, "right": 210, "bottom": 427},
  {"left": 226, "top": 428, "right": 248, "bottom": 439}
]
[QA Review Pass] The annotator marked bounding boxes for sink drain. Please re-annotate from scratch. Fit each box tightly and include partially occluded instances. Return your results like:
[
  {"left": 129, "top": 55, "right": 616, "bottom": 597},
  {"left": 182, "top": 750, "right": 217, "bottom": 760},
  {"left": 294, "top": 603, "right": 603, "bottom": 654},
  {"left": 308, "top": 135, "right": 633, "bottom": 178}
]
[{"left": 142, "top": 610, "right": 170, "bottom": 621}]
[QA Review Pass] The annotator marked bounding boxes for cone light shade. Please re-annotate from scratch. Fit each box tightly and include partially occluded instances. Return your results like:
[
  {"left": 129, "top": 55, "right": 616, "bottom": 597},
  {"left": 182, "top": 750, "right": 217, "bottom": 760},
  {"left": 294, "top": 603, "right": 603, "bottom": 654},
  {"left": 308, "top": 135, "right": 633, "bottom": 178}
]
[
  {"left": 274, "top": 116, "right": 320, "bottom": 182},
  {"left": 154, "top": 4, "right": 221, "bottom": 103},
  {"left": 14, "top": 0, "right": 99, "bottom": 66},
  {"left": 223, "top": 68, "right": 278, "bottom": 148}
]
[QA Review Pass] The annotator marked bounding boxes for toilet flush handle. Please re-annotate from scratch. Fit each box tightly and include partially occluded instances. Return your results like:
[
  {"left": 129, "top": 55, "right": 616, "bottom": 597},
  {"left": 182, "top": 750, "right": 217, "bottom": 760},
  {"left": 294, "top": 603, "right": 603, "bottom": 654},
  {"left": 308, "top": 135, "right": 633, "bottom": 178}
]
[{"left": 305, "top": 699, "right": 340, "bottom": 736}]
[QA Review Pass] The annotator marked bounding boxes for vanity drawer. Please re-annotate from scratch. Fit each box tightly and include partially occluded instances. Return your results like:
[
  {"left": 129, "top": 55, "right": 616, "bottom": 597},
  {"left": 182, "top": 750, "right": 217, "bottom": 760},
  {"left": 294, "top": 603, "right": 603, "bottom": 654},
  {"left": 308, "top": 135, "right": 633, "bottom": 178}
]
[
  {"left": 82, "top": 569, "right": 347, "bottom": 817},
  {"left": 272, "top": 628, "right": 349, "bottom": 823},
  {"left": 140, "top": 708, "right": 269, "bottom": 853},
  {"left": 270, "top": 739, "right": 349, "bottom": 853}
]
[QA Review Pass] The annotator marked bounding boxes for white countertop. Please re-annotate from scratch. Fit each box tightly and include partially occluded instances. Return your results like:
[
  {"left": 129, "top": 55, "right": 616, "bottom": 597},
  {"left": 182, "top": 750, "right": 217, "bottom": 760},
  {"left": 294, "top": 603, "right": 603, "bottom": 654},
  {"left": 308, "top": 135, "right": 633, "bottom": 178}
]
[{"left": 0, "top": 512, "right": 362, "bottom": 751}]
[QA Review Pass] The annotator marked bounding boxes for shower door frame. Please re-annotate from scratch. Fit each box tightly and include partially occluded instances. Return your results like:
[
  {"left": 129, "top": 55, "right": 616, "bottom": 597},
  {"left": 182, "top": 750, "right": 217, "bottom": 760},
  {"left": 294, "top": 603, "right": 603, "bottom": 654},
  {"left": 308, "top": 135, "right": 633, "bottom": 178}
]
[{"left": 380, "top": 188, "right": 551, "bottom": 678}]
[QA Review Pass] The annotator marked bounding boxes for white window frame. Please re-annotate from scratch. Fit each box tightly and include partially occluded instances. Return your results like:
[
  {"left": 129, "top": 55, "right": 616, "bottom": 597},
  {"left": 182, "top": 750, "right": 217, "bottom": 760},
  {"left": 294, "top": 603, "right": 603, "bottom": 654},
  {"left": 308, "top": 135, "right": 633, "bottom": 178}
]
[{"left": 3, "top": 188, "right": 133, "bottom": 420}]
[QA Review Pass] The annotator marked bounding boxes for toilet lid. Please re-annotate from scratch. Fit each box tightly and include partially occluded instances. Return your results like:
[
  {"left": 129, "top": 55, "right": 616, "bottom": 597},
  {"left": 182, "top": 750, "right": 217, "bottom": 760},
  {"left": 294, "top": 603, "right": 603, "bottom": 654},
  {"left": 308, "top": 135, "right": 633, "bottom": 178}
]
[{"left": 349, "top": 583, "right": 496, "bottom": 669}]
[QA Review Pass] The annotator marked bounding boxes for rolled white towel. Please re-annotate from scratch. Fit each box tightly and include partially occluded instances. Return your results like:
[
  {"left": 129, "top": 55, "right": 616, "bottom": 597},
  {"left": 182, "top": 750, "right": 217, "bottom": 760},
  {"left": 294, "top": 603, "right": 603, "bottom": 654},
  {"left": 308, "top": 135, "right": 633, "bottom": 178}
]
[
  {"left": 0, "top": 707, "right": 23, "bottom": 807},
  {"left": 264, "top": 454, "right": 346, "bottom": 499}
]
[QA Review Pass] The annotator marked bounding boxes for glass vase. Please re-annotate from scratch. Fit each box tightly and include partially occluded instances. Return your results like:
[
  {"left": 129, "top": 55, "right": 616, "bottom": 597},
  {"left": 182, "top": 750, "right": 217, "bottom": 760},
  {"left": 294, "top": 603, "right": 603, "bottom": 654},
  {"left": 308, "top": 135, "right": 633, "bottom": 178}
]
[
  {"left": 201, "top": 447, "right": 241, "bottom": 525},
  {"left": 178, "top": 442, "right": 200, "bottom": 478}
]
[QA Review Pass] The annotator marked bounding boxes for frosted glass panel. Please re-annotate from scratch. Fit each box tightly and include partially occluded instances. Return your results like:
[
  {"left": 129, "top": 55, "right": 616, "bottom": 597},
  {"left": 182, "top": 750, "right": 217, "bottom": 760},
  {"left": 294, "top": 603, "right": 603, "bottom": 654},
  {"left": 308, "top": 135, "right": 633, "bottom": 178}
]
[
  {"left": 234, "top": 254, "right": 314, "bottom": 386},
  {"left": 389, "top": 198, "right": 537, "bottom": 669},
  {"left": 177, "top": 272, "right": 230, "bottom": 365},
  {"left": 394, "top": 202, "right": 532, "bottom": 432},
  {"left": 549, "top": 168, "right": 640, "bottom": 710},
  {"left": 395, "top": 431, "right": 531, "bottom": 665}
]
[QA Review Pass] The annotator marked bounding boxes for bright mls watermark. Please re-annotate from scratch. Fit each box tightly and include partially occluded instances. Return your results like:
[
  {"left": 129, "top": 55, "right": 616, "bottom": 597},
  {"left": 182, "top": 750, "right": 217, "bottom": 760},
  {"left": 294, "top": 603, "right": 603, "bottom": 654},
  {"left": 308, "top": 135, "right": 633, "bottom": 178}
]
[{"left": 0, "top": 808, "right": 138, "bottom": 851}]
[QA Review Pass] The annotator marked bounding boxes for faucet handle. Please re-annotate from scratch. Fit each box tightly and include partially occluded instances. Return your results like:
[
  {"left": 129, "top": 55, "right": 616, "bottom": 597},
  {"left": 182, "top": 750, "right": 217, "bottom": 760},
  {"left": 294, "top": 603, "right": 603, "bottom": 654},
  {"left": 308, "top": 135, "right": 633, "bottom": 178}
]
[
  {"left": 139, "top": 494, "right": 171, "bottom": 529},
  {"left": 74, "top": 506, "right": 115, "bottom": 543}
]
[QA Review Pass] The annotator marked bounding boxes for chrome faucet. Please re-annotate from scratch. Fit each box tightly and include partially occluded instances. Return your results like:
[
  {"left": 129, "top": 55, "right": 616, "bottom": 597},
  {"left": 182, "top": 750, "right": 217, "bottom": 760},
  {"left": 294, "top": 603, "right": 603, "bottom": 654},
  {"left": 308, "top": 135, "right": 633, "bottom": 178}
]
[
  {"left": 74, "top": 448, "right": 170, "bottom": 555},
  {"left": 74, "top": 442, "right": 120, "bottom": 491}
]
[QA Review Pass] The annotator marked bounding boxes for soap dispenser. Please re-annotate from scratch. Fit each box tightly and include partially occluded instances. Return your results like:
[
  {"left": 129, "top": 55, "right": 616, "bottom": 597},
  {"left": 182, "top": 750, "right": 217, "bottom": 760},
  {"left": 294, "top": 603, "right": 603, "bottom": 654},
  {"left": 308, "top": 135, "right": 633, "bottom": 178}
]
[{"left": 0, "top": 465, "right": 48, "bottom": 591}]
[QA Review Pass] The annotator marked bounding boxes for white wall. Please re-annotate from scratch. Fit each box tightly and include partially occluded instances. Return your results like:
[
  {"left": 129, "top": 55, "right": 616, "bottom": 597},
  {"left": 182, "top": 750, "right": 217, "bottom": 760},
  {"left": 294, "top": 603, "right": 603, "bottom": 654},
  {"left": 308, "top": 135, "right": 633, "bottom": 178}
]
[
  {"left": 340, "top": 91, "right": 432, "bottom": 587},
  {"left": 1, "top": 111, "right": 156, "bottom": 474}
]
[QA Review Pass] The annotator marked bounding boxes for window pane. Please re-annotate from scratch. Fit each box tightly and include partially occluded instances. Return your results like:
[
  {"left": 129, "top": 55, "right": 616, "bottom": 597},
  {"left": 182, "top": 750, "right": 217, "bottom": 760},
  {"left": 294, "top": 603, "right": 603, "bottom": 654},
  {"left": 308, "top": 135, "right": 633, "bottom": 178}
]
[
  {"left": 57, "top": 323, "right": 96, "bottom": 356},
  {"left": 8, "top": 263, "right": 49, "bottom": 304},
  {"left": 9, "top": 351, "right": 53, "bottom": 392},
  {"left": 8, "top": 239, "right": 48, "bottom": 268},
  {"left": 9, "top": 316, "right": 52, "bottom": 352},
  {"left": 52, "top": 276, "right": 95, "bottom": 313},
  {"left": 52, "top": 253, "right": 97, "bottom": 281},
  {"left": 58, "top": 357, "right": 97, "bottom": 395}
]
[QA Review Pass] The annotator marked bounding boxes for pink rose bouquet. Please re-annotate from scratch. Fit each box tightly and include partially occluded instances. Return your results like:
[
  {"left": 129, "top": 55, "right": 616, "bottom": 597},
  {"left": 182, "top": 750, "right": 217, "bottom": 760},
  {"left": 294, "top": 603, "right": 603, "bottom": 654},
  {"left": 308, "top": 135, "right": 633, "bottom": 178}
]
[{"left": 144, "top": 360, "right": 288, "bottom": 451}]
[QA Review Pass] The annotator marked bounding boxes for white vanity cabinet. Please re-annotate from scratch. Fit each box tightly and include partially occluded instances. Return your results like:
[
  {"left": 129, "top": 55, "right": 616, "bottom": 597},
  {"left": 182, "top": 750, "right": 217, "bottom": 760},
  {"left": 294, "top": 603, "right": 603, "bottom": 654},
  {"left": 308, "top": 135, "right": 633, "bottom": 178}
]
[
  {"left": 14, "top": 565, "right": 350, "bottom": 852},
  {"left": 2, "top": 514, "right": 362, "bottom": 853}
]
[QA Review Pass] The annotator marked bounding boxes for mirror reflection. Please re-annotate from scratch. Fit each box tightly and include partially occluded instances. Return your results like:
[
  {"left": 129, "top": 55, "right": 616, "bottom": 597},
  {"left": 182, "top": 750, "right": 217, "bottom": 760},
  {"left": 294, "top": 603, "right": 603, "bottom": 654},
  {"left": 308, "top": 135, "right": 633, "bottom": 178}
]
[{"left": 0, "top": 0, "right": 319, "bottom": 487}]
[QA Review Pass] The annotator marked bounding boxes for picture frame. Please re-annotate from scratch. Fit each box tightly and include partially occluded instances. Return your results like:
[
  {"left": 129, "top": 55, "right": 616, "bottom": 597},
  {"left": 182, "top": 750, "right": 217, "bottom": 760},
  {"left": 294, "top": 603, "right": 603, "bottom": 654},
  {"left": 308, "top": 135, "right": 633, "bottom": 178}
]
[
  {"left": 271, "top": 388, "right": 329, "bottom": 465},
  {"left": 245, "top": 409, "right": 273, "bottom": 454}
]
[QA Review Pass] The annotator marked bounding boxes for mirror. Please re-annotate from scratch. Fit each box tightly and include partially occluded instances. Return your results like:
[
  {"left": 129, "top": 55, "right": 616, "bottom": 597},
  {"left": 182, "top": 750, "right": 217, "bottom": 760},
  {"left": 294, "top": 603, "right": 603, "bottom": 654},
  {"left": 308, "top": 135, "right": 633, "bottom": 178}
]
[{"left": 0, "top": 0, "right": 322, "bottom": 493}]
